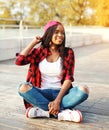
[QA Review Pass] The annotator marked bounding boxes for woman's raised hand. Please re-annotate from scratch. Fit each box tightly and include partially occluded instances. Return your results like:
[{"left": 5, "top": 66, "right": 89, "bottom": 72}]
[
  {"left": 20, "top": 36, "right": 42, "bottom": 56},
  {"left": 31, "top": 36, "right": 42, "bottom": 46}
]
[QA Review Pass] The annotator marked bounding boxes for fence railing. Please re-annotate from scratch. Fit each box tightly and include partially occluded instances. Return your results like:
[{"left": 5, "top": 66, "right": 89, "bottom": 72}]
[
  {"left": 0, "top": 18, "right": 38, "bottom": 29},
  {"left": 0, "top": 24, "right": 38, "bottom": 29}
]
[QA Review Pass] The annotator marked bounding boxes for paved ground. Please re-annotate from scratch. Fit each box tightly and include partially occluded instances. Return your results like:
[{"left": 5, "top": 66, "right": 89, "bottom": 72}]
[{"left": 0, "top": 43, "right": 109, "bottom": 130}]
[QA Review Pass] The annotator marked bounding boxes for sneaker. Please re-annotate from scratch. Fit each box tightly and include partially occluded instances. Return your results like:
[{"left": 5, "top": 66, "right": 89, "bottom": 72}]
[
  {"left": 26, "top": 107, "right": 49, "bottom": 118},
  {"left": 58, "top": 109, "right": 82, "bottom": 123}
]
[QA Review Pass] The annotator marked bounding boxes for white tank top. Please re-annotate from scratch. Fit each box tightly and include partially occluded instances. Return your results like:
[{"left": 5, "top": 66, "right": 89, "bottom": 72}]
[{"left": 39, "top": 57, "right": 62, "bottom": 89}]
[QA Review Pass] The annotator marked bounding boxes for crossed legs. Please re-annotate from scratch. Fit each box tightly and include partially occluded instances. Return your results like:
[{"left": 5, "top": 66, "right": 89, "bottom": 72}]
[{"left": 18, "top": 82, "right": 89, "bottom": 110}]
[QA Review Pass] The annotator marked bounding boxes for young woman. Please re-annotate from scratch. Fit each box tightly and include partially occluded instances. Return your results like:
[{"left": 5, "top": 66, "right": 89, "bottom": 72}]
[{"left": 15, "top": 20, "right": 89, "bottom": 122}]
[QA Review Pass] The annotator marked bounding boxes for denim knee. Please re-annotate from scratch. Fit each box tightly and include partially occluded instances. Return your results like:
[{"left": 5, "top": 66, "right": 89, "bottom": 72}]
[
  {"left": 18, "top": 82, "right": 33, "bottom": 95},
  {"left": 62, "top": 86, "right": 88, "bottom": 109}
]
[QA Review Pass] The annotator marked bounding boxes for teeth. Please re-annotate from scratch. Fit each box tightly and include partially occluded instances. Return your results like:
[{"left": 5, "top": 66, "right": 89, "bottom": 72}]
[{"left": 57, "top": 39, "right": 62, "bottom": 40}]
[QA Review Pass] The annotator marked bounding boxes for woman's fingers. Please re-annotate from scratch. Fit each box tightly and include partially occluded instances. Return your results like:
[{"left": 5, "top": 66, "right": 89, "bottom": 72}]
[
  {"left": 49, "top": 107, "right": 59, "bottom": 115},
  {"left": 48, "top": 101, "right": 60, "bottom": 114}
]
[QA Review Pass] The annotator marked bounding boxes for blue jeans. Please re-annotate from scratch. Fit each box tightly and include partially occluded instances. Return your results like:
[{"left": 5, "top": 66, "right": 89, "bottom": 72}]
[{"left": 18, "top": 82, "right": 88, "bottom": 111}]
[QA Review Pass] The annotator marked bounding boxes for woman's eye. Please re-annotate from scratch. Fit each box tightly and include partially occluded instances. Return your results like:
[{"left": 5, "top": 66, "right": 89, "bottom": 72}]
[
  {"left": 54, "top": 31, "right": 64, "bottom": 35},
  {"left": 54, "top": 31, "right": 58, "bottom": 34}
]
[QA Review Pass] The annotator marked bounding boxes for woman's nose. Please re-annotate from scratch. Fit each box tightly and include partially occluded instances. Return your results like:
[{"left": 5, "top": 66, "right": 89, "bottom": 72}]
[{"left": 57, "top": 32, "right": 63, "bottom": 36}]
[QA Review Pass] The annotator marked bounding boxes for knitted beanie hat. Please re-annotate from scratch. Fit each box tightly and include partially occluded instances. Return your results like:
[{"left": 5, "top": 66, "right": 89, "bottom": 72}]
[{"left": 44, "top": 20, "right": 63, "bottom": 32}]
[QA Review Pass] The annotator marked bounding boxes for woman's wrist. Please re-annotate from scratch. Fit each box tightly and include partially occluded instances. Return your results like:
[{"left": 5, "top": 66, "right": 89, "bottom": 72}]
[
  {"left": 20, "top": 37, "right": 40, "bottom": 56},
  {"left": 31, "top": 36, "right": 42, "bottom": 46},
  {"left": 55, "top": 98, "right": 61, "bottom": 104}
]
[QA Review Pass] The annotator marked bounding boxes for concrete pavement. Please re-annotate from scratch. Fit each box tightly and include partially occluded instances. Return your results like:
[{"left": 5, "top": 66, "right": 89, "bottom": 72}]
[{"left": 0, "top": 43, "right": 109, "bottom": 130}]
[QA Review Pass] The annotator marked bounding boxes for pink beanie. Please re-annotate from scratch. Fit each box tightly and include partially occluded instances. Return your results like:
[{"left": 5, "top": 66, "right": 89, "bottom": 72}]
[{"left": 44, "top": 20, "right": 63, "bottom": 32}]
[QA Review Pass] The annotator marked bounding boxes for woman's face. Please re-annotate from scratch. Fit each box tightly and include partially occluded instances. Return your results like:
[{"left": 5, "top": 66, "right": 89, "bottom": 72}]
[{"left": 51, "top": 24, "right": 65, "bottom": 45}]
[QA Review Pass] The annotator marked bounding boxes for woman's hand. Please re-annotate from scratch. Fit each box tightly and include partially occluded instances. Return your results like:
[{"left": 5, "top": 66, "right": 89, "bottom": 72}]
[
  {"left": 48, "top": 100, "right": 60, "bottom": 115},
  {"left": 31, "top": 36, "right": 42, "bottom": 46},
  {"left": 20, "top": 36, "right": 42, "bottom": 56}
]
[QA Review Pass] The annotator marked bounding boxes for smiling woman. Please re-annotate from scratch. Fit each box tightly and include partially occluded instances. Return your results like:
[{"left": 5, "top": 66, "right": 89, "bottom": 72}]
[
  {"left": 51, "top": 25, "right": 65, "bottom": 45},
  {"left": 15, "top": 20, "right": 89, "bottom": 123}
]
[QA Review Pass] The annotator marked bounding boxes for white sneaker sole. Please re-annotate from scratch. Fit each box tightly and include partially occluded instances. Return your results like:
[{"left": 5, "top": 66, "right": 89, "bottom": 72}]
[
  {"left": 26, "top": 107, "right": 33, "bottom": 118},
  {"left": 75, "top": 110, "right": 82, "bottom": 123},
  {"left": 58, "top": 109, "right": 83, "bottom": 123}
]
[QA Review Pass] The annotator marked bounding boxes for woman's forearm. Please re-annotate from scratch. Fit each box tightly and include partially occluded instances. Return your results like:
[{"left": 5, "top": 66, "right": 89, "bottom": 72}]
[
  {"left": 55, "top": 80, "right": 72, "bottom": 103},
  {"left": 20, "top": 36, "right": 41, "bottom": 56}
]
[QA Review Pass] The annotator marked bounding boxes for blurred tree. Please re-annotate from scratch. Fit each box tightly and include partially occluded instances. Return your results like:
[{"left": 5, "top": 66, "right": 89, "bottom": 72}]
[
  {"left": 1, "top": 0, "right": 109, "bottom": 27},
  {"left": 28, "top": 0, "right": 61, "bottom": 26},
  {"left": 96, "top": 0, "right": 109, "bottom": 27},
  {"left": 0, "top": 1, "right": 15, "bottom": 24},
  {"left": 89, "top": 0, "right": 109, "bottom": 27},
  {"left": 8, "top": 0, "right": 30, "bottom": 24},
  {"left": 28, "top": 0, "right": 95, "bottom": 26},
  {"left": 57, "top": 0, "right": 95, "bottom": 25}
]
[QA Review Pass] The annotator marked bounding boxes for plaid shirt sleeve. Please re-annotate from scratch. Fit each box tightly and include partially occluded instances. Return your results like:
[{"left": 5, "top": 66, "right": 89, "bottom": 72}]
[
  {"left": 15, "top": 48, "right": 40, "bottom": 65},
  {"left": 63, "top": 48, "right": 75, "bottom": 82}
]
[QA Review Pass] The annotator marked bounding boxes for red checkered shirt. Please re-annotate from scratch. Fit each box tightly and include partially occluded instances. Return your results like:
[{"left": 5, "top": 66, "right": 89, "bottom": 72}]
[{"left": 15, "top": 46, "right": 75, "bottom": 108}]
